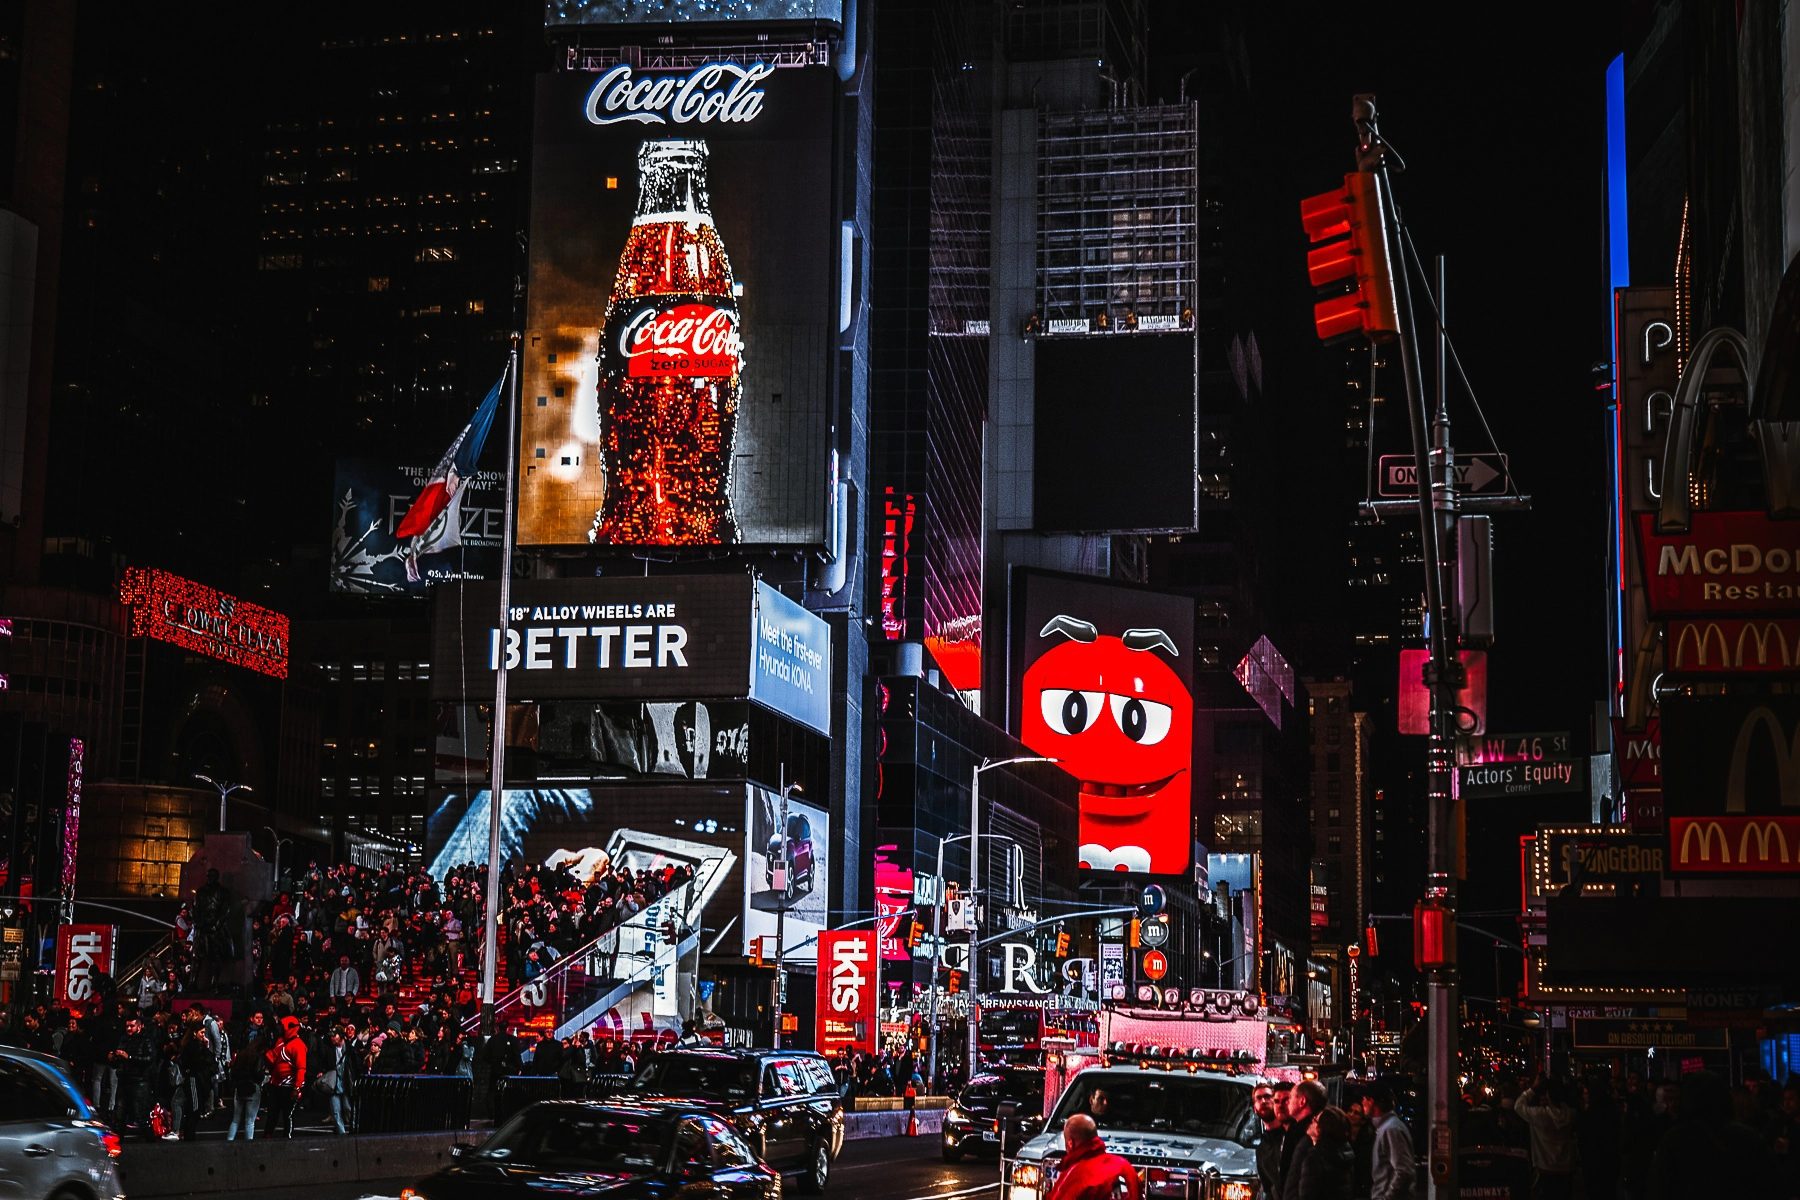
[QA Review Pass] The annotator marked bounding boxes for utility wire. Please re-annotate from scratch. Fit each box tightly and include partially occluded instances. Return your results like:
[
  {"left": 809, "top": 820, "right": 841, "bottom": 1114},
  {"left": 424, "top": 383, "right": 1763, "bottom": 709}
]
[{"left": 1397, "top": 224, "right": 1520, "bottom": 497}]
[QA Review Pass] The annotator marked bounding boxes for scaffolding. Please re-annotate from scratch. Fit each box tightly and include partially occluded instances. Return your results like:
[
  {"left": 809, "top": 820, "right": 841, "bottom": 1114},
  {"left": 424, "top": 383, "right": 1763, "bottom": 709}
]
[{"left": 1036, "top": 103, "right": 1200, "bottom": 329}]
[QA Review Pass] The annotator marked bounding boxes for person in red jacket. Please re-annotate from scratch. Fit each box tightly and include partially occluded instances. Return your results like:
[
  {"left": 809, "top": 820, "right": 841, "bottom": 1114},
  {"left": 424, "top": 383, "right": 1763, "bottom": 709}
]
[
  {"left": 264, "top": 1015, "right": 308, "bottom": 1139},
  {"left": 1049, "top": 1115, "right": 1141, "bottom": 1200}
]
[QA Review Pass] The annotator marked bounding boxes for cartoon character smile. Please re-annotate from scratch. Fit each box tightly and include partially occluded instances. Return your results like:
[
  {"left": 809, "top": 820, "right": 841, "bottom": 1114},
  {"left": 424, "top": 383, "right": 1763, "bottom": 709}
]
[{"left": 1020, "top": 615, "right": 1192, "bottom": 874}]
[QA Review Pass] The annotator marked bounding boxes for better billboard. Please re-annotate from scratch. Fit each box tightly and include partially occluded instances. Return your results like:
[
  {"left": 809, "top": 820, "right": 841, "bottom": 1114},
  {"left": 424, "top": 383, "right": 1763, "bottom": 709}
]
[
  {"left": 1008, "top": 570, "right": 1195, "bottom": 876},
  {"left": 519, "top": 63, "right": 835, "bottom": 549},
  {"left": 330, "top": 459, "right": 503, "bottom": 595},
  {"left": 432, "top": 576, "right": 831, "bottom": 734},
  {"left": 1034, "top": 334, "right": 1198, "bottom": 534}
]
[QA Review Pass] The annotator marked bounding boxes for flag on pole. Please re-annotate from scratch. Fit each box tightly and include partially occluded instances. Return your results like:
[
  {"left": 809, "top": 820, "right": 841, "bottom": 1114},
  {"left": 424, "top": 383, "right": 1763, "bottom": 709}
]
[{"left": 396, "top": 370, "right": 505, "bottom": 580}]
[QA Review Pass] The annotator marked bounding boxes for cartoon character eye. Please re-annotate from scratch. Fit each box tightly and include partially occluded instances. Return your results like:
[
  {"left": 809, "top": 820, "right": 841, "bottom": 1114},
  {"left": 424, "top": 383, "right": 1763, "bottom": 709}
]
[
  {"left": 1109, "top": 695, "right": 1173, "bottom": 745},
  {"left": 1040, "top": 689, "right": 1107, "bottom": 736}
]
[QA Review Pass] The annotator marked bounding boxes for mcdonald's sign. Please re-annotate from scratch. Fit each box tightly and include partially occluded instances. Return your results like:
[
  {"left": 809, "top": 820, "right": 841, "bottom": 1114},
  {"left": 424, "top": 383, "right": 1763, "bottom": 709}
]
[
  {"left": 1666, "top": 619, "right": 1800, "bottom": 675},
  {"left": 1663, "top": 698, "right": 1800, "bottom": 873},
  {"left": 1669, "top": 816, "right": 1800, "bottom": 873},
  {"left": 1636, "top": 511, "right": 1800, "bottom": 617}
]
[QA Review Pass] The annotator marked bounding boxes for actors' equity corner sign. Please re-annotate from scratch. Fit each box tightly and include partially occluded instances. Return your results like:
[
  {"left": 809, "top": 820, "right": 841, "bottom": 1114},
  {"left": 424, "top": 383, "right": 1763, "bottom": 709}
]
[
  {"left": 816, "top": 930, "right": 877, "bottom": 1057},
  {"left": 1458, "top": 757, "right": 1588, "bottom": 799},
  {"left": 748, "top": 580, "right": 831, "bottom": 735}
]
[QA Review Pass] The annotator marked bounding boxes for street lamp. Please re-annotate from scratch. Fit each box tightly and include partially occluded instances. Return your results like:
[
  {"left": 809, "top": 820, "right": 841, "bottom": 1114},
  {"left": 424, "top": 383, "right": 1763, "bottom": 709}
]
[
  {"left": 769, "top": 777, "right": 802, "bottom": 1050},
  {"left": 263, "top": 826, "right": 295, "bottom": 889},
  {"left": 925, "top": 830, "right": 1023, "bottom": 1090},
  {"left": 965, "top": 755, "right": 1055, "bottom": 1082},
  {"left": 193, "top": 774, "right": 252, "bottom": 833}
]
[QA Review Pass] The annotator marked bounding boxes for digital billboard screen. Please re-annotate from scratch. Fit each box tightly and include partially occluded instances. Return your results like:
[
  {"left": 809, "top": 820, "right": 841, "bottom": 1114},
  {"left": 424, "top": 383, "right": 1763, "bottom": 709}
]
[
  {"left": 1008, "top": 570, "right": 1195, "bottom": 876},
  {"left": 519, "top": 62, "right": 835, "bottom": 549},
  {"left": 330, "top": 459, "right": 503, "bottom": 595},
  {"left": 1033, "top": 333, "right": 1198, "bottom": 534},
  {"left": 548, "top": 0, "right": 844, "bottom": 25}
]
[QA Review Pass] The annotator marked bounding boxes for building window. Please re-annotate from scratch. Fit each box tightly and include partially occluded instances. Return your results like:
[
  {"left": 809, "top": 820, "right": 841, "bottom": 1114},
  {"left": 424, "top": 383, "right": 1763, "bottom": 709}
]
[
  {"left": 1327, "top": 807, "right": 1341, "bottom": 825},
  {"left": 416, "top": 245, "right": 459, "bottom": 263},
  {"left": 258, "top": 254, "right": 303, "bottom": 270}
]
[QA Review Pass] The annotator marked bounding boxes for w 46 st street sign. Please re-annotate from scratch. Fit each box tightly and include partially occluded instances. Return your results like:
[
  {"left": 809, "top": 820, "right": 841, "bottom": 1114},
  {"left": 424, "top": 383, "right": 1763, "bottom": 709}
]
[{"left": 1378, "top": 453, "right": 1510, "bottom": 497}]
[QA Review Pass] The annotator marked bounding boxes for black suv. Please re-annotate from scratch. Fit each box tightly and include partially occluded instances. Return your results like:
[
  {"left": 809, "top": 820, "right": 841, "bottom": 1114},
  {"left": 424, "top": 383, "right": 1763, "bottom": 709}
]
[
  {"left": 943, "top": 1066, "right": 1045, "bottom": 1161},
  {"left": 619, "top": 1048, "right": 846, "bottom": 1192}
]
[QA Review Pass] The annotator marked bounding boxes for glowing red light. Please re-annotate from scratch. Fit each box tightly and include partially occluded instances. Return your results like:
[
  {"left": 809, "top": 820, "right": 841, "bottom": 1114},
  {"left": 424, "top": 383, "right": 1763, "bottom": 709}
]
[{"left": 119, "top": 568, "right": 290, "bottom": 679}]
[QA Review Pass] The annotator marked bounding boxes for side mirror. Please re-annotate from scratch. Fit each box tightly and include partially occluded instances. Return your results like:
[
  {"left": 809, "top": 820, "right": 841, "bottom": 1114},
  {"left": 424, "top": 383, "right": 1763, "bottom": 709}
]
[{"left": 449, "top": 1143, "right": 476, "bottom": 1160}]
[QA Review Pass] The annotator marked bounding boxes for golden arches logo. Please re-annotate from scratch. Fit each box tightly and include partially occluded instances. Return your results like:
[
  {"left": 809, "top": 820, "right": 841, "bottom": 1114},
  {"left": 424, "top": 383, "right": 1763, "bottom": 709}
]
[
  {"left": 1672, "top": 622, "right": 1730, "bottom": 669},
  {"left": 1727, "top": 707, "right": 1800, "bottom": 812},
  {"left": 1739, "top": 821, "right": 1791, "bottom": 863},
  {"left": 1736, "top": 622, "right": 1793, "bottom": 668},
  {"left": 1679, "top": 821, "right": 1731, "bottom": 864}
]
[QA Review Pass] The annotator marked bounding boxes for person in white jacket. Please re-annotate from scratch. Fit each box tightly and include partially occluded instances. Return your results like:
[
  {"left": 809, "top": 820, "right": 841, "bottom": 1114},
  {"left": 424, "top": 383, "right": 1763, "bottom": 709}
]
[{"left": 1514, "top": 1076, "right": 1580, "bottom": 1200}]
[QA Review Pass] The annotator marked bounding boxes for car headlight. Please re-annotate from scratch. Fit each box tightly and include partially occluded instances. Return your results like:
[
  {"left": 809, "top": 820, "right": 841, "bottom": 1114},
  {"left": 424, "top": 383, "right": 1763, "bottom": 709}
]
[{"left": 946, "top": 1109, "right": 971, "bottom": 1125}]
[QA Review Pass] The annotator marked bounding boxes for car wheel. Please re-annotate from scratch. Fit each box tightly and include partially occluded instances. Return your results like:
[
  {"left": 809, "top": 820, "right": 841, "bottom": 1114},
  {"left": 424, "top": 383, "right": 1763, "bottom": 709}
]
[
  {"left": 798, "top": 1141, "right": 830, "bottom": 1193},
  {"left": 942, "top": 1141, "right": 964, "bottom": 1163}
]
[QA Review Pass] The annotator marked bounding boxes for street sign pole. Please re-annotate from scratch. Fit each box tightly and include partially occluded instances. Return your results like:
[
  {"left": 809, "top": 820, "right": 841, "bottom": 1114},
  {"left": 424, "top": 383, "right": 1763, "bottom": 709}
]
[{"left": 1355, "top": 95, "right": 1460, "bottom": 1200}]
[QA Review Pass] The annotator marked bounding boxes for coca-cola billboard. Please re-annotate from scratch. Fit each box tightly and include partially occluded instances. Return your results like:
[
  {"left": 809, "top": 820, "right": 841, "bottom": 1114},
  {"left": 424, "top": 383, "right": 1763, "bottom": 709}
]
[{"left": 520, "top": 60, "right": 835, "bottom": 549}]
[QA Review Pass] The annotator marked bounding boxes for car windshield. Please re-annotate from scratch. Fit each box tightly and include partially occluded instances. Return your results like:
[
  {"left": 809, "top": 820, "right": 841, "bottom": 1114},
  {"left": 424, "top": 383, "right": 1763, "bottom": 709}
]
[
  {"left": 632, "top": 1053, "right": 758, "bottom": 1101},
  {"left": 477, "top": 1108, "right": 670, "bottom": 1173},
  {"left": 961, "top": 1070, "right": 1045, "bottom": 1112},
  {"left": 1051, "top": 1073, "right": 1254, "bottom": 1144}
]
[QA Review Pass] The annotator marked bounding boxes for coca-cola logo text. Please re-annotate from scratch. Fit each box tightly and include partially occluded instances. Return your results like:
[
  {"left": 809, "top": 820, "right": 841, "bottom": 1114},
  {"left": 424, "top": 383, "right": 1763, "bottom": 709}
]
[
  {"left": 621, "top": 303, "right": 742, "bottom": 378},
  {"left": 585, "top": 62, "right": 774, "bottom": 128}
]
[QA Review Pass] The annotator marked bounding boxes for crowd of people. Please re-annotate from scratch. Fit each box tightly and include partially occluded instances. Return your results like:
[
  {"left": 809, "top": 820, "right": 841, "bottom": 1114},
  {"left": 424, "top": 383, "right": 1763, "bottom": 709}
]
[{"left": 1236, "top": 1068, "right": 1800, "bottom": 1200}]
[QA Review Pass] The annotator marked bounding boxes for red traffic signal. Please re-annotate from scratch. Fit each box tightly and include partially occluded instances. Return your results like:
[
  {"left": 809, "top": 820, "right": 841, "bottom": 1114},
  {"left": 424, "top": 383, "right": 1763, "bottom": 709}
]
[
  {"left": 947, "top": 970, "right": 961, "bottom": 994},
  {"left": 1129, "top": 918, "right": 1142, "bottom": 949},
  {"left": 1413, "top": 899, "right": 1456, "bottom": 969},
  {"left": 1055, "top": 930, "right": 1070, "bottom": 958},
  {"left": 905, "top": 917, "right": 924, "bottom": 952},
  {"left": 1300, "top": 172, "right": 1401, "bottom": 343}
]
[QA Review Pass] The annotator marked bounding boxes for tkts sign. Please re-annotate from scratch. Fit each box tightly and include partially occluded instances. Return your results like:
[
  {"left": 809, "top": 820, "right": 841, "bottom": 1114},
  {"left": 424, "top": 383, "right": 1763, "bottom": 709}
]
[
  {"left": 1636, "top": 512, "right": 1800, "bottom": 617},
  {"left": 816, "top": 931, "right": 877, "bottom": 1056},
  {"left": 53, "top": 925, "right": 116, "bottom": 1014},
  {"left": 1662, "top": 697, "right": 1800, "bottom": 873}
]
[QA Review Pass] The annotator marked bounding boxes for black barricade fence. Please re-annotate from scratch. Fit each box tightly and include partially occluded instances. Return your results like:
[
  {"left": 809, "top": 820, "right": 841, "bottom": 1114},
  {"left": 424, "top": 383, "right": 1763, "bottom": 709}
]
[
  {"left": 357, "top": 1075, "right": 474, "bottom": 1133},
  {"left": 493, "top": 1074, "right": 642, "bottom": 1123}
]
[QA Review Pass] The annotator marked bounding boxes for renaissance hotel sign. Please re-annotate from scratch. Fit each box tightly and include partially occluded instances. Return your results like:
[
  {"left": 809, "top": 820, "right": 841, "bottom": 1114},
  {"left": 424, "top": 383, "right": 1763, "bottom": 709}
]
[{"left": 433, "top": 574, "right": 830, "bottom": 734}]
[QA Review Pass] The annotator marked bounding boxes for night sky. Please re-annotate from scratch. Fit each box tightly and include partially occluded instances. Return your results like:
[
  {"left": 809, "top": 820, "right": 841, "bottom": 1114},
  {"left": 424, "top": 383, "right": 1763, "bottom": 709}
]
[{"left": 1147, "top": 1, "right": 1622, "bottom": 951}]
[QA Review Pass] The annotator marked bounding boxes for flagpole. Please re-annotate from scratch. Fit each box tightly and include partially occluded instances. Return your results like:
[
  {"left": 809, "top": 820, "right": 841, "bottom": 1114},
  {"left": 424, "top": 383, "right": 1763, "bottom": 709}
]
[{"left": 481, "top": 337, "right": 521, "bottom": 1038}]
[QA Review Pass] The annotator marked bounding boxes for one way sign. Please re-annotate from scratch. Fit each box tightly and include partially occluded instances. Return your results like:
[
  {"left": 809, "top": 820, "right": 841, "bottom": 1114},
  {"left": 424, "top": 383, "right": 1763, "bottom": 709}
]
[{"left": 1377, "top": 453, "right": 1509, "bottom": 497}]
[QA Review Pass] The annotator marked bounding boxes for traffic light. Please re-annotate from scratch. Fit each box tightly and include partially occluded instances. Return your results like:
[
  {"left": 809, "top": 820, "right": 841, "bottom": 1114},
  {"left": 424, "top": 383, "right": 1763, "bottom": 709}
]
[
  {"left": 749, "top": 939, "right": 763, "bottom": 967},
  {"left": 1055, "top": 929, "right": 1070, "bottom": 958},
  {"left": 1413, "top": 899, "right": 1456, "bottom": 970},
  {"left": 905, "top": 916, "right": 924, "bottom": 953},
  {"left": 1300, "top": 172, "right": 1401, "bottom": 343},
  {"left": 1129, "top": 919, "right": 1142, "bottom": 949},
  {"left": 947, "top": 970, "right": 961, "bottom": 994}
]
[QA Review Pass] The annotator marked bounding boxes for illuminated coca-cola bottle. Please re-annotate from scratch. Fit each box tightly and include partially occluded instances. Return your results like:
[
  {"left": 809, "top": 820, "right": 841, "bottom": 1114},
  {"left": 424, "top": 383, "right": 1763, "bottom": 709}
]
[{"left": 592, "top": 139, "right": 742, "bottom": 545}]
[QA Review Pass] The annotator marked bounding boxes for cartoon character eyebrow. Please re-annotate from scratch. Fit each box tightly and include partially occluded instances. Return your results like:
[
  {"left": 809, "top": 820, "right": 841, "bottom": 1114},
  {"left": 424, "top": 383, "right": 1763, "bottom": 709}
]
[
  {"left": 1039, "top": 615, "right": 1098, "bottom": 643},
  {"left": 1122, "top": 628, "right": 1178, "bottom": 656}
]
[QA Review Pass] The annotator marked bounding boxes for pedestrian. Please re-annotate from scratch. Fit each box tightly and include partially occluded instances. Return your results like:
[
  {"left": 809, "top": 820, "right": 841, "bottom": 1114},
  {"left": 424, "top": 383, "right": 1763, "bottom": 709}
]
[
  {"left": 1514, "top": 1075, "right": 1580, "bottom": 1200},
  {"left": 1362, "top": 1080, "right": 1416, "bottom": 1200},
  {"left": 1254, "top": 1082, "right": 1291, "bottom": 1199},
  {"left": 112, "top": 1014, "right": 158, "bottom": 1141},
  {"left": 1344, "top": 1097, "right": 1374, "bottom": 1199},
  {"left": 329, "top": 955, "right": 361, "bottom": 1001},
  {"left": 263, "top": 1014, "right": 308, "bottom": 1139},
  {"left": 1284, "top": 1081, "right": 1330, "bottom": 1196},
  {"left": 1649, "top": 1070, "right": 1779, "bottom": 1199},
  {"left": 227, "top": 1011, "right": 272, "bottom": 1140},
  {"left": 1047, "top": 1114, "right": 1142, "bottom": 1200},
  {"left": 1577, "top": 1075, "right": 1623, "bottom": 1200},
  {"left": 323, "top": 1026, "right": 357, "bottom": 1135},
  {"left": 1292, "top": 1105, "right": 1355, "bottom": 1200}
]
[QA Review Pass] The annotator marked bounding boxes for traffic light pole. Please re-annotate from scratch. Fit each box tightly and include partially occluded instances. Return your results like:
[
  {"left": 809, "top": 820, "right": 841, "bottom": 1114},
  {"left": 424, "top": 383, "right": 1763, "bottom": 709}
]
[{"left": 1354, "top": 95, "right": 1461, "bottom": 1200}]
